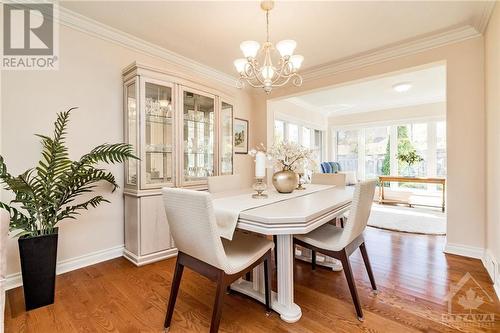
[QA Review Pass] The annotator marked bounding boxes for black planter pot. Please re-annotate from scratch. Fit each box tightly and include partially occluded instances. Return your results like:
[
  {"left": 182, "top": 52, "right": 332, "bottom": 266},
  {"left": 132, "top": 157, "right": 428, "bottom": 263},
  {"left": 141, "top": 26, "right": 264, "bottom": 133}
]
[{"left": 18, "top": 228, "right": 58, "bottom": 311}]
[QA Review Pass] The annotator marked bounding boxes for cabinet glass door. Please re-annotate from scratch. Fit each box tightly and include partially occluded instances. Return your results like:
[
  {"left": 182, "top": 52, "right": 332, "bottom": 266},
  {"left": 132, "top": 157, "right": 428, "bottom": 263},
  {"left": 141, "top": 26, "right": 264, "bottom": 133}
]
[
  {"left": 125, "top": 80, "right": 138, "bottom": 186},
  {"left": 143, "top": 81, "right": 174, "bottom": 188},
  {"left": 220, "top": 101, "right": 233, "bottom": 175},
  {"left": 182, "top": 89, "right": 215, "bottom": 184}
]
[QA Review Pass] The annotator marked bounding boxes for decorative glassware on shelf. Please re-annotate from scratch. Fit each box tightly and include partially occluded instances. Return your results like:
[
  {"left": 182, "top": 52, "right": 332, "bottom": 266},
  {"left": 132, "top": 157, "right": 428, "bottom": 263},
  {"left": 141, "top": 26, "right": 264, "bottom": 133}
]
[
  {"left": 183, "top": 90, "right": 215, "bottom": 182},
  {"left": 220, "top": 102, "right": 233, "bottom": 175},
  {"left": 126, "top": 82, "right": 138, "bottom": 185},
  {"left": 144, "top": 82, "right": 173, "bottom": 185}
]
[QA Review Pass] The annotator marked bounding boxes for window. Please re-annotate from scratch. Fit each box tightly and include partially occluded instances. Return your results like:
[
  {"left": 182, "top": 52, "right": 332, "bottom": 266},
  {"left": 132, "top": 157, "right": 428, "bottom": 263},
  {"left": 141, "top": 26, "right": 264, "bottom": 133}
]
[
  {"left": 336, "top": 130, "right": 358, "bottom": 172},
  {"left": 273, "top": 120, "right": 325, "bottom": 170},
  {"left": 334, "top": 120, "right": 446, "bottom": 192},
  {"left": 288, "top": 124, "right": 299, "bottom": 143},
  {"left": 365, "top": 127, "right": 389, "bottom": 179},
  {"left": 313, "top": 129, "right": 323, "bottom": 163},
  {"left": 274, "top": 120, "right": 285, "bottom": 143},
  {"left": 398, "top": 123, "right": 427, "bottom": 178},
  {"left": 436, "top": 121, "right": 446, "bottom": 177},
  {"left": 302, "top": 127, "right": 311, "bottom": 148}
]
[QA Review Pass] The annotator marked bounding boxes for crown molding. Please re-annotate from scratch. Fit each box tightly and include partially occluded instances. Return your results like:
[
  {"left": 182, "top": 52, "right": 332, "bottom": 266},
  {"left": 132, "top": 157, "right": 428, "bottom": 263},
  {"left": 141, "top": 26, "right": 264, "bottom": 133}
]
[
  {"left": 302, "top": 25, "right": 481, "bottom": 81},
  {"left": 7, "top": 1, "right": 493, "bottom": 90},
  {"left": 55, "top": 6, "right": 239, "bottom": 87},
  {"left": 475, "top": 1, "right": 497, "bottom": 34}
]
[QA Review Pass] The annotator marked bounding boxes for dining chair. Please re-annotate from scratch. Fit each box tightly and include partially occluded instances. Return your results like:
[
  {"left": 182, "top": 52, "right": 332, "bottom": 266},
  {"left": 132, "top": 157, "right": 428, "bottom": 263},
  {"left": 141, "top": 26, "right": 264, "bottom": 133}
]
[
  {"left": 162, "top": 188, "right": 274, "bottom": 333},
  {"left": 311, "top": 172, "right": 347, "bottom": 188},
  {"left": 311, "top": 173, "right": 347, "bottom": 229},
  {"left": 294, "top": 180, "right": 378, "bottom": 321},
  {"left": 208, "top": 174, "right": 243, "bottom": 193}
]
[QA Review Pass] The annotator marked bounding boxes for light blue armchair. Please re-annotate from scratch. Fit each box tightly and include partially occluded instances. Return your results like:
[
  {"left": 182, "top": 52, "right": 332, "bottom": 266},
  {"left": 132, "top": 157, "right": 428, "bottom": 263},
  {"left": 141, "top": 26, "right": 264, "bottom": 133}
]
[{"left": 320, "top": 162, "right": 342, "bottom": 173}]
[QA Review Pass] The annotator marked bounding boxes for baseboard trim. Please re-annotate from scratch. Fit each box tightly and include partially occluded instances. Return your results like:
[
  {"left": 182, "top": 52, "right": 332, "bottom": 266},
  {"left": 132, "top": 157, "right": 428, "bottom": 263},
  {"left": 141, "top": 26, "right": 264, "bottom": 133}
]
[
  {"left": 123, "top": 248, "right": 178, "bottom": 266},
  {"left": 5, "top": 245, "right": 125, "bottom": 291},
  {"left": 444, "top": 242, "right": 485, "bottom": 259},
  {"left": 494, "top": 279, "right": 500, "bottom": 301},
  {"left": 482, "top": 249, "right": 500, "bottom": 301}
]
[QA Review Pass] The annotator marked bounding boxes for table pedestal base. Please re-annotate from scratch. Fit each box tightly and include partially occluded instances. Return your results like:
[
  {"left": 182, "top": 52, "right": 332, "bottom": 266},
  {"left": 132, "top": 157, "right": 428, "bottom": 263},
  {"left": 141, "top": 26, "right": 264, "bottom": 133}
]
[
  {"left": 230, "top": 234, "right": 302, "bottom": 323},
  {"left": 230, "top": 279, "right": 302, "bottom": 323}
]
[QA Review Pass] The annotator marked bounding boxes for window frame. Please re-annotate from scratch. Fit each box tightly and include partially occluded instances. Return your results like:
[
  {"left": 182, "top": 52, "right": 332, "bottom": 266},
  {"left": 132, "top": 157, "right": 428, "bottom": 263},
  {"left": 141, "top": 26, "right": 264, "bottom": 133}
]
[
  {"left": 332, "top": 117, "right": 446, "bottom": 191},
  {"left": 274, "top": 119, "right": 326, "bottom": 169}
]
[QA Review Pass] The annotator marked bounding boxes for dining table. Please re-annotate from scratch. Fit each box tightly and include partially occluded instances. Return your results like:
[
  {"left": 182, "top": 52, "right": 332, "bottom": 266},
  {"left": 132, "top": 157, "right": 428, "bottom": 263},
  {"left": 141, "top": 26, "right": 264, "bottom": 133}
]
[{"left": 211, "top": 185, "right": 354, "bottom": 323}]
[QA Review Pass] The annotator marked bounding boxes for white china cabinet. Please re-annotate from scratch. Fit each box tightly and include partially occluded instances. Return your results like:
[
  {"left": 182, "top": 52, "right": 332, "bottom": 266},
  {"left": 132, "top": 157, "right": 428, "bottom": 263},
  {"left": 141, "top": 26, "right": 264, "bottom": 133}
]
[{"left": 122, "top": 63, "right": 234, "bottom": 265}]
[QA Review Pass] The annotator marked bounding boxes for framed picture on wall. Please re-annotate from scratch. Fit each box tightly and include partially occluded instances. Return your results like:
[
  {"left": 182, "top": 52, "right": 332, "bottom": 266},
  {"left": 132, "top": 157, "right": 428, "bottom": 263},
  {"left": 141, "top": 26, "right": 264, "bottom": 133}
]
[{"left": 234, "top": 118, "right": 249, "bottom": 154}]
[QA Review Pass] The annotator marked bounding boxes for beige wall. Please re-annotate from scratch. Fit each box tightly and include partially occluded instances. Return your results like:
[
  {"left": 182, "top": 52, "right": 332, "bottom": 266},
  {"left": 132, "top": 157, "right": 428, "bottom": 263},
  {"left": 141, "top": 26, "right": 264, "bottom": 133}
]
[
  {"left": 1, "top": 25, "right": 254, "bottom": 277},
  {"left": 485, "top": 5, "right": 500, "bottom": 283},
  {"left": 269, "top": 99, "right": 327, "bottom": 130},
  {"left": 328, "top": 102, "right": 446, "bottom": 127},
  {"left": 259, "top": 37, "right": 486, "bottom": 254}
]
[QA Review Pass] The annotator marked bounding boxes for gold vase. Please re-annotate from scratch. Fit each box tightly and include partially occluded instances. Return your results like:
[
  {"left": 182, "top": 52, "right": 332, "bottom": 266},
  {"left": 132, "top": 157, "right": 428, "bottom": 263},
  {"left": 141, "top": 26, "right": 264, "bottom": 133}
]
[{"left": 272, "top": 170, "right": 299, "bottom": 193}]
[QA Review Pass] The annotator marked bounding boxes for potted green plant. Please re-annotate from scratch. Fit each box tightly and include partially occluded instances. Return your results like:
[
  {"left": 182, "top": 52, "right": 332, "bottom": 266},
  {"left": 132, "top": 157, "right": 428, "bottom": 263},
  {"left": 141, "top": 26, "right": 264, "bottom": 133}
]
[
  {"left": 0, "top": 108, "right": 137, "bottom": 310},
  {"left": 397, "top": 149, "right": 424, "bottom": 176}
]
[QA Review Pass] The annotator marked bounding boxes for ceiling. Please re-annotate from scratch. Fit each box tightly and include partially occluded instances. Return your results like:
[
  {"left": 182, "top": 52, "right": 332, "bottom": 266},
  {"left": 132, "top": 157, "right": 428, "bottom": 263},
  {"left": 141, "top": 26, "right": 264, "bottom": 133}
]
[
  {"left": 60, "top": 1, "right": 491, "bottom": 76},
  {"left": 282, "top": 64, "right": 446, "bottom": 117}
]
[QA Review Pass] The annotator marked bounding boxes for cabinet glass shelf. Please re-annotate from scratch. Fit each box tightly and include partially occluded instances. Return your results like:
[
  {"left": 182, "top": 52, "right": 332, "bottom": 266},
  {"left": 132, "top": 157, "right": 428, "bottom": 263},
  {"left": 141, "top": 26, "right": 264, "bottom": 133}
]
[
  {"left": 183, "top": 90, "right": 215, "bottom": 183},
  {"left": 144, "top": 82, "right": 173, "bottom": 186}
]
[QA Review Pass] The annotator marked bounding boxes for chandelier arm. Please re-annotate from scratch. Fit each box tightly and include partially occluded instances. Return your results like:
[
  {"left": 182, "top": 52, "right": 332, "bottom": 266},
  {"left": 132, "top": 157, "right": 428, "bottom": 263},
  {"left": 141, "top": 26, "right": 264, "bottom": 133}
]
[
  {"left": 292, "top": 74, "right": 303, "bottom": 87},
  {"left": 243, "top": 66, "right": 267, "bottom": 87},
  {"left": 271, "top": 76, "right": 293, "bottom": 87},
  {"left": 245, "top": 80, "right": 266, "bottom": 88},
  {"left": 243, "top": 62, "right": 258, "bottom": 79},
  {"left": 270, "top": 64, "right": 289, "bottom": 84}
]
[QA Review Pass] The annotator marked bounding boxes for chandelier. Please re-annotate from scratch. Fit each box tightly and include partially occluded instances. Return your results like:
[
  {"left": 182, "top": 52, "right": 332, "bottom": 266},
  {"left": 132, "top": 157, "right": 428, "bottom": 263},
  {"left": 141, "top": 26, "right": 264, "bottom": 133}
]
[{"left": 234, "top": 1, "right": 304, "bottom": 94}]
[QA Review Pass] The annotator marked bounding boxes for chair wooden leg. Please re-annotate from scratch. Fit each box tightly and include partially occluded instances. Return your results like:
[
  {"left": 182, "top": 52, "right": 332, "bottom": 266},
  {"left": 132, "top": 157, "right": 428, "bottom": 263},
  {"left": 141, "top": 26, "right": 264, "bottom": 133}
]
[
  {"left": 210, "top": 273, "right": 226, "bottom": 333},
  {"left": 311, "top": 250, "right": 317, "bottom": 270},
  {"left": 340, "top": 218, "right": 344, "bottom": 228},
  {"left": 164, "top": 257, "right": 184, "bottom": 329},
  {"left": 339, "top": 249, "right": 364, "bottom": 321},
  {"left": 359, "top": 242, "right": 377, "bottom": 291},
  {"left": 263, "top": 252, "right": 272, "bottom": 312}
]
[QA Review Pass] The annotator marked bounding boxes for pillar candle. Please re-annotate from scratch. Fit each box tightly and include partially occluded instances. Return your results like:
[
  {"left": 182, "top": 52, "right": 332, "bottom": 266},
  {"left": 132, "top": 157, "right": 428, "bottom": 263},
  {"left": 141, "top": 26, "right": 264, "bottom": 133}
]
[{"left": 255, "top": 151, "right": 266, "bottom": 178}]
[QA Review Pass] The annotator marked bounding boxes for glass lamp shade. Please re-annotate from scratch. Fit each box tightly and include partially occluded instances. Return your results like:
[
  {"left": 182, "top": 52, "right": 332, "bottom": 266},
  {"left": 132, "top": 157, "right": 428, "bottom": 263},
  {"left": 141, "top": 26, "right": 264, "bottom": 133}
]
[
  {"left": 276, "top": 40, "right": 297, "bottom": 57},
  {"left": 261, "top": 65, "right": 275, "bottom": 81},
  {"left": 290, "top": 55, "right": 304, "bottom": 71},
  {"left": 240, "top": 41, "right": 260, "bottom": 58},
  {"left": 233, "top": 58, "right": 247, "bottom": 73}
]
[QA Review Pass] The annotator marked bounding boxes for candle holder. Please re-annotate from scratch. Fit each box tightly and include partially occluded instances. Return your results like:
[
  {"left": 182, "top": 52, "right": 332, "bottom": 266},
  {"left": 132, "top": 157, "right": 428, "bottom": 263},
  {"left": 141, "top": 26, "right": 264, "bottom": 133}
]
[
  {"left": 296, "top": 173, "right": 306, "bottom": 190},
  {"left": 252, "top": 177, "right": 268, "bottom": 199}
]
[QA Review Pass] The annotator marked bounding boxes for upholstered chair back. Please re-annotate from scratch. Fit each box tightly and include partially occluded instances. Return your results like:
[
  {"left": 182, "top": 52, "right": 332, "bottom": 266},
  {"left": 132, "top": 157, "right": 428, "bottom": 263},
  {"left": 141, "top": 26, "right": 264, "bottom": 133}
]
[
  {"left": 311, "top": 173, "right": 347, "bottom": 188},
  {"left": 208, "top": 174, "right": 243, "bottom": 193},
  {"left": 339, "top": 180, "right": 376, "bottom": 247},
  {"left": 162, "top": 188, "right": 228, "bottom": 271}
]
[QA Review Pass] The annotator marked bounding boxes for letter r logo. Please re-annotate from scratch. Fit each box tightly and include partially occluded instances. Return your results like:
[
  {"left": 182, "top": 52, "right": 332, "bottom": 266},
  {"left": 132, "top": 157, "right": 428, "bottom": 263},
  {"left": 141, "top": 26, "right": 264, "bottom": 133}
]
[{"left": 3, "top": 3, "right": 54, "bottom": 56}]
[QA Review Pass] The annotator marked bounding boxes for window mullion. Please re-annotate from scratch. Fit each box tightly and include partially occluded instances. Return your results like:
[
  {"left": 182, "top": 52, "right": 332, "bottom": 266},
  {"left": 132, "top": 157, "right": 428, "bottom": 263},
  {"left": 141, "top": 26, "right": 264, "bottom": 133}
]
[
  {"left": 358, "top": 129, "right": 366, "bottom": 180},
  {"left": 390, "top": 125, "right": 398, "bottom": 189}
]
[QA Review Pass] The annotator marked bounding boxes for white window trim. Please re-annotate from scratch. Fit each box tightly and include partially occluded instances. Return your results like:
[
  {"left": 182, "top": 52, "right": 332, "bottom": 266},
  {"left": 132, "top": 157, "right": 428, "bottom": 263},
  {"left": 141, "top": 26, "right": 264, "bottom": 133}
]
[
  {"left": 331, "top": 118, "right": 446, "bottom": 192},
  {"left": 275, "top": 118, "right": 326, "bottom": 169}
]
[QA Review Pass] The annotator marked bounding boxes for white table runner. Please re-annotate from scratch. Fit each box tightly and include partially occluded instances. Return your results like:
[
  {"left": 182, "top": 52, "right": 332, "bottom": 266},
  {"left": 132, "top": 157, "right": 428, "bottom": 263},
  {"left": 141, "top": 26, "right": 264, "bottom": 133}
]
[{"left": 212, "top": 184, "right": 334, "bottom": 240}]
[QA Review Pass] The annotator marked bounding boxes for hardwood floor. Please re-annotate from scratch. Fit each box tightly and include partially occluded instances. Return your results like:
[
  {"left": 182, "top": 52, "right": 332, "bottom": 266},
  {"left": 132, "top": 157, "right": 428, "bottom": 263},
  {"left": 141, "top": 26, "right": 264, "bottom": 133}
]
[{"left": 5, "top": 227, "right": 500, "bottom": 332}]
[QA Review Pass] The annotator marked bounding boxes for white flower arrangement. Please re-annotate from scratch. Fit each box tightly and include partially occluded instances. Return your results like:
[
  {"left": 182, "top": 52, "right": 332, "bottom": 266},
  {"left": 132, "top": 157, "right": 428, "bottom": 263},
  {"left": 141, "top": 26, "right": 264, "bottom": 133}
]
[{"left": 268, "top": 141, "right": 316, "bottom": 172}]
